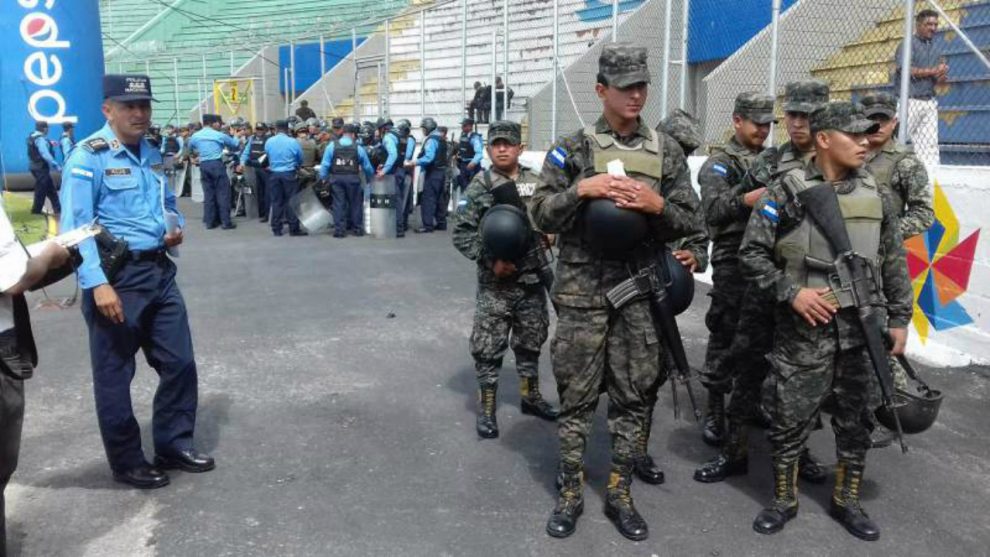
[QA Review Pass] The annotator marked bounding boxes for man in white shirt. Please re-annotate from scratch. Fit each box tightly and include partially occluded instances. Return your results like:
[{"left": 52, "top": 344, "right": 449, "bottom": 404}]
[{"left": 0, "top": 195, "right": 69, "bottom": 556}]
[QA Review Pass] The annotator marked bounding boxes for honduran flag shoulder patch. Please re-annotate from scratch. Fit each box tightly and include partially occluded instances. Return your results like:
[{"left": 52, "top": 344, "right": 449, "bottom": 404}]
[
  {"left": 760, "top": 200, "right": 779, "bottom": 223},
  {"left": 712, "top": 163, "right": 728, "bottom": 177},
  {"left": 549, "top": 147, "right": 567, "bottom": 169}
]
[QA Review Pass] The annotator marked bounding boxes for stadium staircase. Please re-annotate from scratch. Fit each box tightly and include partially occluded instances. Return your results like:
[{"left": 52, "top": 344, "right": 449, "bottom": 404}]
[
  {"left": 810, "top": 0, "right": 990, "bottom": 165},
  {"left": 100, "top": 0, "right": 415, "bottom": 125}
]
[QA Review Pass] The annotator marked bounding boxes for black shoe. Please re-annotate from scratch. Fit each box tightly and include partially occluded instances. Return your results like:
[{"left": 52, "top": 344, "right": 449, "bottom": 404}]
[
  {"left": 634, "top": 454, "right": 665, "bottom": 485},
  {"left": 413, "top": 227, "right": 433, "bottom": 234},
  {"left": 273, "top": 230, "right": 284, "bottom": 237},
  {"left": 546, "top": 496, "right": 583, "bottom": 538},
  {"left": 476, "top": 413, "right": 498, "bottom": 439},
  {"left": 830, "top": 502, "right": 880, "bottom": 541},
  {"left": 221, "top": 223, "right": 237, "bottom": 230},
  {"left": 260, "top": 217, "right": 268, "bottom": 223},
  {"left": 154, "top": 449, "right": 216, "bottom": 473},
  {"left": 396, "top": 232, "right": 405, "bottom": 238},
  {"left": 694, "top": 454, "right": 748, "bottom": 483},
  {"left": 435, "top": 225, "right": 447, "bottom": 231},
  {"left": 702, "top": 392, "right": 726, "bottom": 447},
  {"left": 798, "top": 448, "right": 828, "bottom": 484},
  {"left": 205, "top": 225, "right": 218, "bottom": 230},
  {"left": 870, "top": 426, "right": 895, "bottom": 449},
  {"left": 604, "top": 495, "right": 649, "bottom": 541},
  {"left": 113, "top": 464, "right": 170, "bottom": 489},
  {"left": 521, "top": 397, "right": 559, "bottom": 421},
  {"left": 753, "top": 504, "right": 797, "bottom": 535},
  {"left": 333, "top": 232, "right": 346, "bottom": 238},
  {"left": 476, "top": 386, "right": 499, "bottom": 439},
  {"left": 289, "top": 230, "right": 308, "bottom": 237}
]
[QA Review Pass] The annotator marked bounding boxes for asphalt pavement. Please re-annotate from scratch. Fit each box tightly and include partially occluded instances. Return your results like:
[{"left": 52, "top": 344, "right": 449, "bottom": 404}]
[{"left": 6, "top": 199, "right": 990, "bottom": 557}]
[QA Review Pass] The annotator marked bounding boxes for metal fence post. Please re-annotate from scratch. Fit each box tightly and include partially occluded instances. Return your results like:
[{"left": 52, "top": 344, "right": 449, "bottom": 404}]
[
  {"left": 420, "top": 10, "right": 426, "bottom": 121},
  {"left": 612, "top": 0, "right": 619, "bottom": 42},
  {"left": 230, "top": 51, "right": 235, "bottom": 76},
  {"left": 173, "top": 57, "right": 179, "bottom": 124},
  {"left": 385, "top": 19, "right": 391, "bottom": 118},
  {"left": 661, "top": 0, "right": 673, "bottom": 117},
  {"left": 552, "top": 0, "right": 559, "bottom": 142},
  {"left": 679, "top": 0, "right": 690, "bottom": 110},
  {"left": 767, "top": 0, "right": 782, "bottom": 145},
  {"left": 320, "top": 34, "right": 326, "bottom": 77},
  {"left": 352, "top": 27, "right": 359, "bottom": 121},
  {"left": 461, "top": 0, "right": 468, "bottom": 118},
  {"left": 197, "top": 78, "right": 203, "bottom": 121},
  {"left": 503, "top": 0, "right": 509, "bottom": 108},
  {"left": 284, "top": 68, "right": 290, "bottom": 117},
  {"left": 261, "top": 46, "right": 269, "bottom": 123},
  {"left": 289, "top": 41, "right": 296, "bottom": 106},
  {"left": 898, "top": 0, "right": 915, "bottom": 145},
  {"left": 491, "top": 29, "right": 497, "bottom": 121}
]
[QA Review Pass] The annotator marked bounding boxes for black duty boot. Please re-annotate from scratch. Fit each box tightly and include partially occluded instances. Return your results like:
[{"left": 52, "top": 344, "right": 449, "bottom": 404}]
[
  {"left": 634, "top": 407, "right": 664, "bottom": 485},
  {"left": 798, "top": 447, "right": 828, "bottom": 484},
  {"left": 702, "top": 391, "right": 725, "bottom": 447},
  {"left": 546, "top": 466, "right": 584, "bottom": 538},
  {"left": 694, "top": 419, "right": 748, "bottom": 483},
  {"left": 829, "top": 461, "right": 880, "bottom": 541},
  {"left": 753, "top": 461, "right": 799, "bottom": 535},
  {"left": 520, "top": 377, "right": 559, "bottom": 421},
  {"left": 476, "top": 386, "right": 498, "bottom": 439},
  {"left": 604, "top": 465, "right": 649, "bottom": 541}
]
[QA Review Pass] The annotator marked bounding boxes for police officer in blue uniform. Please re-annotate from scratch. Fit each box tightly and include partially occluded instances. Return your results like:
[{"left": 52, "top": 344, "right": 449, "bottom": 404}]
[
  {"left": 414, "top": 117, "right": 449, "bottom": 233},
  {"left": 239, "top": 122, "right": 270, "bottom": 223},
  {"left": 319, "top": 123, "right": 375, "bottom": 238},
  {"left": 395, "top": 120, "right": 417, "bottom": 236},
  {"left": 265, "top": 120, "right": 308, "bottom": 237},
  {"left": 60, "top": 122, "right": 76, "bottom": 164},
  {"left": 377, "top": 119, "right": 411, "bottom": 236},
  {"left": 27, "top": 121, "right": 62, "bottom": 215},
  {"left": 455, "top": 118, "right": 484, "bottom": 194},
  {"left": 189, "top": 113, "right": 240, "bottom": 230},
  {"left": 59, "top": 74, "right": 214, "bottom": 489},
  {"left": 160, "top": 125, "right": 184, "bottom": 157}
]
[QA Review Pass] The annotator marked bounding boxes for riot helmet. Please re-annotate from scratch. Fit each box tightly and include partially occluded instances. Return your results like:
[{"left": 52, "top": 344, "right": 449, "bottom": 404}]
[
  {"left": 581, "top": 198, "right": 649, "bottom": 254},
  {"left": 480, "top": 205, "right": 532, "bottom": 262}
]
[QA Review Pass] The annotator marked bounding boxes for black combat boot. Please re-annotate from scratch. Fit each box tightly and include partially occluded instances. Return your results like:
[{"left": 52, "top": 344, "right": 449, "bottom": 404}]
[
  {"left": 546, "top": 465, "right": 584, "bottom": 538},
  {"left": 520, "top": 377, "right": 559, "bottom": 421},
  {"left": 829, "top": 461, "right": 880, "bottom": 541},
  {"left": 476, "top": 386, "right": 498, "bottom": 439},
  {"left": 753, "top": 460, "right": 799, "bottom": 535},
  {"left": 634, "top": 407, "right": 665, "bottom": 485},
  {"left": 694, "top": 418, "right": 748, "bottom": 483},
  {"left": 798, "top": 447, "right": 828, "bottom": 484},
  {"left": 604, "top": 464, "right": 649, "bottom": 541},
  {"left": 702, "top": 390, "right": 725, "bottom": 447}
]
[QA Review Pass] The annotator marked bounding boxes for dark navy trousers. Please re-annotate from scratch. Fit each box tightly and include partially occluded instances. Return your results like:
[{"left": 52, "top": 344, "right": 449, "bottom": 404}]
[
  {"left": 30, "top": 165, "right": 60, "bottom": 214},
  {"left": 200, "top": 160, "right": 232, "bottom": 228},
  {"left": 392, "top": 169, "right": 410, "bottom": 235},
  {"left": 253, "top": 167, "right": 269, "bottom": 219},
  {"left": 330, "top": 175, "right": 362, "bottom": 236},
  {"left": 268, "top": 171, "right": 301, "bottom": 234},
  {"left": 81, "top": 257, "right": 197, "bottom": 473},
  {"left": 420, "top": 167, "right": 447, "bottom": 231}
]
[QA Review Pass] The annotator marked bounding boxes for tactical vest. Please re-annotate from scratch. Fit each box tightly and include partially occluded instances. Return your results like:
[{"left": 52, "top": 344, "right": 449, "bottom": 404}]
[
  {"left": 248, "top": 136, "right": 267, "bottom": 162},
  {"left": 163, "top": 135, "right": 181, "bottom": 155},
  {"left": 419, "top": 135, "right": 448, "bottom": 169},
  {"left": 774, "top": 168, "right": 884, "bottom": 291},
  {"left": 865, "top": 143, "right": 912, "bottom": 210},
  {"left": 771, "top": 143, "right": 811, "bottom": 180},
  {"left": 331, "top": 141, "right": 359, "bottom": 175},
  {"left": 398, "top": 135, "right": 410, "bottom": 161},
  {"left": 708, "top": 142, "right": 758, "bottom": 239},
  {"left": 558, "top": 127, "right": 665, "bottom": 260},
  {"left": 458, "top": 132, "right": 480, "bottom": 161},
  {"left": 26, "top": 132, "right": 49, "bottom": 166},
  {"left": 298, "top": 138, "right": 318, "bottom": 167}
]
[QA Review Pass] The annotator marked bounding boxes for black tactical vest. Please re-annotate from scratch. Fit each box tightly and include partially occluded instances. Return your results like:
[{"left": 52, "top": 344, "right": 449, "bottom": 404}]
[
  {"left": 163, "top": 135, "right": 181, "bottom": 155},
  {"left": 331, "top": 141, "right": 359, "bottom": 175},
  {"left": 248, "top": 136, "right": 266, "bottom": 161},
  {"left": 419, "top": 135, "right": 447, "bottom": 169},
  {"left": 458, "top": 132, "right": 479, "bottom": 161},
  {"left": 26, "top": 132, "right": 49, "bottom": 166}
]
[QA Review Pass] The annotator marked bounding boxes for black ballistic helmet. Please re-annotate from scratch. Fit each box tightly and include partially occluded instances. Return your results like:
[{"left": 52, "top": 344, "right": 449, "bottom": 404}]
[
  {"left": 875, "top": 378, "right": 943, "bottom": 434},
  {"left": 582, "top": 198, "right": 649, "bottom": 254},
  {"left": 480, "top": 205, "right": 531, "bottom": 262},
  {"left": 420, "top": 117, "right": 437, "bottom": 134},
  {"left": 660, "top": 249, "right": 695, "bottom": 315}
]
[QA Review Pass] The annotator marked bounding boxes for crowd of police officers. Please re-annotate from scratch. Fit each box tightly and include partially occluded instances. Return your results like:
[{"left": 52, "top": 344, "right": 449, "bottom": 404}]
[{"left": 9, "top": 37, "right": 942, "bottom": 551}]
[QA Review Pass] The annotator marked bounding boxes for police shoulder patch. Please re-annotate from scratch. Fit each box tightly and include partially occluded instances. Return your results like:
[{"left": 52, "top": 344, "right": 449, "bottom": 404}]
[
  {"left": 760, "top": 200, "right": 779, "bottom": 223},
  {"left": 69, "top": 166, "right": 96, "bottom": 183},
  {"left": 82, "top": 138, "right": 110, "bottom": 153}
]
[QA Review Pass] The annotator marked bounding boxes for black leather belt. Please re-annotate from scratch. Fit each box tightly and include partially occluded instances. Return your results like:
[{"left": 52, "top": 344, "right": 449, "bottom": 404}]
[
  {"left": 128, "top": 249, "right": 167, "bottom": 263},
  {"left": 911, "top": 95, "right": 934, "bottom": 101}
]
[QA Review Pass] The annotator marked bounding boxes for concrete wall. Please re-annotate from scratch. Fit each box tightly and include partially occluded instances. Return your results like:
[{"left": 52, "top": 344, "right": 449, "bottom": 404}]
[{"left": 526, "top": 0, "right": 687, "bottom": 150}]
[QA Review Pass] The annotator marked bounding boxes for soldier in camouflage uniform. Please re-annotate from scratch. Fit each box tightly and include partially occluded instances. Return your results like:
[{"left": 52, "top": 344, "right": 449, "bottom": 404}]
[
  {"left": 531, "top": 44, "right": 702, "bottom": 541},
  {"left": 740, "top": 102, "right": 913, "bottom": 540},
  {"left": 730, "top": 80, "right": 833, "bottom": 484},
  {"left": 862, "top": 92, "right": 935, "bottom": 447},
  {"left": 695, "top": 92, "right": 775, "bottom": 447},
  {"left": 451, "top": 121, "right": 558, "bottom": 440}
]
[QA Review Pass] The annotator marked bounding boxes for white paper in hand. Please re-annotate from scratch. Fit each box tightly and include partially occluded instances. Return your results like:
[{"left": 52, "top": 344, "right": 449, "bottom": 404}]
[
  {"left": 165, "top": 211, "right": 180, "bottom": 257},
  {"left": 607, "top": 159, "right": 627, "bottom": 177}
]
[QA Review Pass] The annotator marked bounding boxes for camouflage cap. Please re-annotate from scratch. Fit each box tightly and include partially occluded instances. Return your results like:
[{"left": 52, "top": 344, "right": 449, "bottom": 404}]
[
  {"left": 487, "top": 120, "right": 521, "bottom": 145},
  {"left": 734, "top": 91, "right": 776, "bottom": 124},
  {"left": 599, "top": 42, "right": 651, "bottom": 88},
  {"left": 783, "top": 79, "right": 830, "bottom": 113},
  {"left": 860, "top": 92, "right": 897, "bottom": 118},
  {"left": 658, "top": 109, "right": 702, "bottom": 155},
  {"left": 810, "top": 101, "right": 880, "bottom": 135}
]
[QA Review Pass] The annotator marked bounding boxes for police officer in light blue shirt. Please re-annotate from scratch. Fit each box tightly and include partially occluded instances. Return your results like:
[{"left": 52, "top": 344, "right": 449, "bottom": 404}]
[
  {"left": 454, "top": 118, "right": 484, "bottom": 194},
  {"left": 377, "top": 119, "right": 413, "bottom": 236},
  {"left": 26, "top": 121, "right": 61, "bottom": 215},
  {"left": 59, "top": 74, "right": 214, "bottom": 490},
  {"left": 264, "top": 120, "right": 307, "bottom": 236},
  {"left": 415, "top": 117, "right": 449, "bottom": 233},
  {"left": 188, "top": 114, "right": 240, "bottom": 229},
  {"left": 319, "top": 123, "right": 375, "bottom": 238},
  {"left": 60, "top": 122, "right": 76, "bottom": 164}
]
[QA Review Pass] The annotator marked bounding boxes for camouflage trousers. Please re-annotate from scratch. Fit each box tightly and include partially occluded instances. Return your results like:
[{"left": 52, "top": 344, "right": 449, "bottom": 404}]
[
  {"left": 701, "top": 267, "right": 747, "bottom": 393},
  {"left": 470, "top": 281, "right": 549, "bottom": 387},
  {"left": 723, "top": 284, "right": 775, "bottom": 423},
  {"left": 552, "top": 301, "right": 662, "bottom": 469},
  {"left": 767, "top": 311, "right": 874, "bottom": 467}
]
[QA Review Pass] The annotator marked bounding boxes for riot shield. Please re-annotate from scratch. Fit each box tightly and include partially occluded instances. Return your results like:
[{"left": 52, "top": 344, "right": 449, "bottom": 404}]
[
  {"left": 290, "top": 182, "right": 332, "bottom": 234},
  {"left": 370, "top": 175, "right": 397, "bottom": 239}
]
